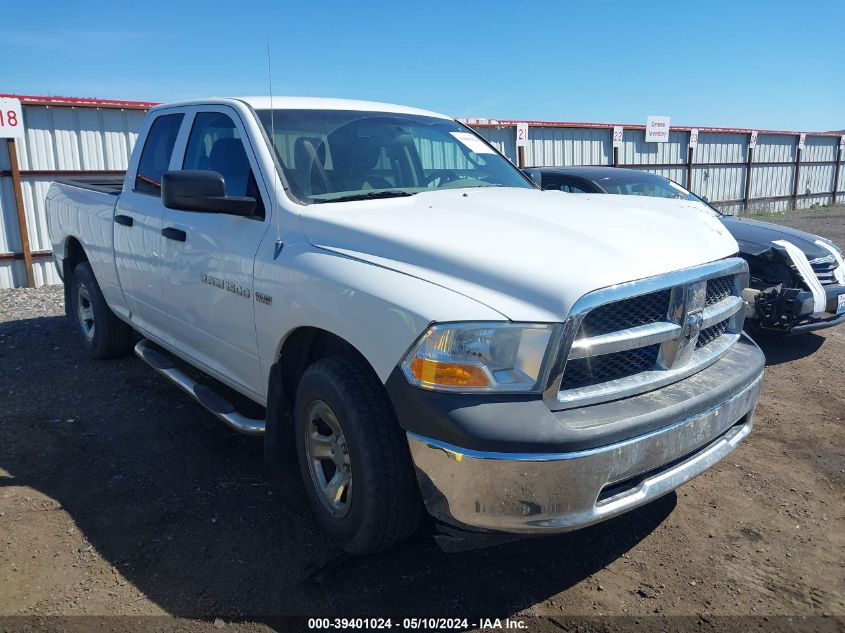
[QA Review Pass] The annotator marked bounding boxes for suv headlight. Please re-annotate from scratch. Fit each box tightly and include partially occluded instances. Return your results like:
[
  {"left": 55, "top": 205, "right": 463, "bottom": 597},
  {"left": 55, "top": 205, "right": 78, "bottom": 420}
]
[{"left": 401, "top": 322, "right": 556, "bottom": 393}]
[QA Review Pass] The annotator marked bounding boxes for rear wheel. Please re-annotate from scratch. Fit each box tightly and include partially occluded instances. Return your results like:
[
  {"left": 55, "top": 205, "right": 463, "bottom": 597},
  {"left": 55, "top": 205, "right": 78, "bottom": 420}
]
[
  {"left": 294, "top": 356, "right": 422, "bottom": 554},
  {"left": 70, "top": 263, "right": 134, "bottom": 359}
]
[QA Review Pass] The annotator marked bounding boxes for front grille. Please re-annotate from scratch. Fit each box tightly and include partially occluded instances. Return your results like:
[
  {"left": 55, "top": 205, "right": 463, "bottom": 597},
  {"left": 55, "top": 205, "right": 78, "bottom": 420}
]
[
  {"left": 555, "top": 259, "right": 748, "bottom": 408},
  {"left": 577, "top": 289, "right": 671, "bottom": 339},
  {"left": 562, "top": 344, "right": 660, "bottom": 390},
  {"left": 696, "top": 320, "right": 729, "bottom": 349},
  {"left": 810, "top": 259, "right": 841, "bottom": 288},
  {"left": 705, "top": 275, "right": 734, "bottom": 306}
]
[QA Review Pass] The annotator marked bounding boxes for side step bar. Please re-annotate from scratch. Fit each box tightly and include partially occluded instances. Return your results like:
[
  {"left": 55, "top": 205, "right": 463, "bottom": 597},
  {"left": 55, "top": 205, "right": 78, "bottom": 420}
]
[{"left": 134, "top": 339, "right": 265, "bottom": 436}]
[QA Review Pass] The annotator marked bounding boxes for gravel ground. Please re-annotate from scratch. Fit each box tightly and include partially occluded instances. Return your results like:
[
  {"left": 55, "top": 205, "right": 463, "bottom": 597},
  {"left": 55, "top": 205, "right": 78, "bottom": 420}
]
[
  {"left": 0, "top": 211, "right": 843, "bottom": 630},
  {"left": 746, "top": 205, "right": 845, "bottom": 246}
]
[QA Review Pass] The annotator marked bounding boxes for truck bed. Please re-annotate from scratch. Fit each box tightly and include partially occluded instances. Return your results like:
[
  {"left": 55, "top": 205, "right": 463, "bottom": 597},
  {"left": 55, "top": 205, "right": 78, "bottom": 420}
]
[{"left": 54, "top": 177, "right": 124, "bottom": 195}]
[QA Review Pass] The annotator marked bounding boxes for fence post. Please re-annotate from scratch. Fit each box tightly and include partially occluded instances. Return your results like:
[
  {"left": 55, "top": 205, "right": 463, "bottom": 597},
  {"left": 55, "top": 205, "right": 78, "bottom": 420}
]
[
  {"left": 686, "top": 145, "right": 694, "bottom": 190},
  {"left": 791, "top": 137, "right": 802, "bottom": 210},
  {"left": 743, "top": 144, "right": 754, "bottom": 213},
  {"left": 7, "top": 138, "right": 35, "bottom": 288},
  {"left": 833, "top": 142, "right": 842, "bottom": 206}
]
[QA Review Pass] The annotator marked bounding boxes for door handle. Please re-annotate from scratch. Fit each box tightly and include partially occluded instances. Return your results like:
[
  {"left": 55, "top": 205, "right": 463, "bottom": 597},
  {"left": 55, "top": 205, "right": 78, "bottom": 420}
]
[
  {"left": 114, "top": 214, "right": 134, "bottom": 227},
  {"left": 161, "top": 227, "right": 187, "bottom": 242}
]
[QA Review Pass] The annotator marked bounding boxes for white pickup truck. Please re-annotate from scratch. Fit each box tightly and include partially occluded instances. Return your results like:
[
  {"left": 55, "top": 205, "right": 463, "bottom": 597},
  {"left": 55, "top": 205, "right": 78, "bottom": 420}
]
[{"left": 46, "top": 97, "right": 764, "bottom": 554}]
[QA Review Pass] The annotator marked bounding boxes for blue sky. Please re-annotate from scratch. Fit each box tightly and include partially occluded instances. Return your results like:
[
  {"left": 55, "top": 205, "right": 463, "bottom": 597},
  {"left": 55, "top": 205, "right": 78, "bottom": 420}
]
[{"left": 3, "top": 1, "right": 843, "bottom": 131}]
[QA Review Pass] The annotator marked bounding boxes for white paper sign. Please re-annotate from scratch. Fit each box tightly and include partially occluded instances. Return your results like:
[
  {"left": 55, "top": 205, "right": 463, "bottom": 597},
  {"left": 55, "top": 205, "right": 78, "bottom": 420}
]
[
  {"left": 450, "top": 132, "right": 495, "bottom": 154},
  {"left": 0, "top": 98, "right": 24, "bottom": 139},
  {"left": 515, "top": 122, "right": 529, "bottom": 148},
  {"left": 612, "top": 126, "right": 624, "bottom": 148},
  {"left": 749, "top": 130, "right": 758, "bottom": 149},
  {"left": 645, "top": 115, "right": 670, "bottom": 143},
  {"left": 840, "top": 135, "right": 845, "bottom": 152},
  {"left": 798, "top": 133, "right": 806, "bottom": 150},
  {"left": 689, "top": 128, "right": 699, "bottom": 149}
]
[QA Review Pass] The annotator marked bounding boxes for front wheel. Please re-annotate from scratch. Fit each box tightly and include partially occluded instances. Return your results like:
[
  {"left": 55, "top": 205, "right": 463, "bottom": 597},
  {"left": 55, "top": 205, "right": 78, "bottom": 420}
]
[
  {"left": 294, "top": 356, "right": 422, "bottom": 554},
  {"left": 70, "top": 262, "right": 134, "bottom": 359}
]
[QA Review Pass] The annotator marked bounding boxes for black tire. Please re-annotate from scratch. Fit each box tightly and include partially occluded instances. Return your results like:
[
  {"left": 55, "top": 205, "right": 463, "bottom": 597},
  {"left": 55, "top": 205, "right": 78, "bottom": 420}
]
[
  {"left": 70, "top": 262, "right": 134, "bottom": 359},
  {"left": 294, "top": 355, "right": 422, "bottom": 554}
]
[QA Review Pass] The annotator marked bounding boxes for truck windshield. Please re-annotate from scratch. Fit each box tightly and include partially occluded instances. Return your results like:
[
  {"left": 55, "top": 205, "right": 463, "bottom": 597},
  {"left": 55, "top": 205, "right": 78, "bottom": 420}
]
[{"left": 256, "top": 109, "right": 533, "bottom": 204}]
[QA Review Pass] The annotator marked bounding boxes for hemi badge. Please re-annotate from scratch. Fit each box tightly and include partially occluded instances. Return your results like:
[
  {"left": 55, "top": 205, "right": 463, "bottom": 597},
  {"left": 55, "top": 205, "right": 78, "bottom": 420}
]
[{"left": 256, "top": 292, "right": 273, "bottom": 306}]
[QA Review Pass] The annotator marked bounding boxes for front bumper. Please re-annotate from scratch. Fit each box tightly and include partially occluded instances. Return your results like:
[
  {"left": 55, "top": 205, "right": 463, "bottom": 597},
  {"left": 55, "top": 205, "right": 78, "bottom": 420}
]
[
  {"left": 753, "top": 283, "right": 845, "bottom": 334},
  {"left": 791, "top": 311, "right": 845, "bottom": 333},
  {"left": 791, "top": 283, "right": 845, "bottom": 332},
  {"left": 404, "top": 338, "right": 763, "bottom": 534}
]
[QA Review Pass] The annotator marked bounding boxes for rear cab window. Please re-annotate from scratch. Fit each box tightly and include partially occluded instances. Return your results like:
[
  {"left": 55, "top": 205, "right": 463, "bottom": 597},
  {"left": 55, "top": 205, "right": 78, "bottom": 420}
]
[{"left": 134, "top": 113, "right": 184, "bottom": 195}]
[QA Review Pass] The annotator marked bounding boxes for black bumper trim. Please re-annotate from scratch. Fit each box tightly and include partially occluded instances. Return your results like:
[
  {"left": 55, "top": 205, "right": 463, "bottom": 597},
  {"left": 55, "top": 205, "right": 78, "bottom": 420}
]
[{"left": 386, "top": 336, "right": 765, "bottom": 454}]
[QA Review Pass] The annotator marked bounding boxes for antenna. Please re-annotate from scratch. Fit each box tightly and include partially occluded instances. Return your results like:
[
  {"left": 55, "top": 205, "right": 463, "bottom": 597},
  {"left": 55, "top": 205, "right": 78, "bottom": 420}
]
[{"left": 267, "top": 34, "right": 282, "bottom": 251}]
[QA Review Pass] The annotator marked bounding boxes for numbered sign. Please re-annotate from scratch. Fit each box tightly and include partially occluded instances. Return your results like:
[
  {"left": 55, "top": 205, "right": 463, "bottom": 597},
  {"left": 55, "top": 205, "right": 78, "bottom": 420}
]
[
  {"left": 840, "top": 135, "right": 845, "bottom": 152},
  {"left": 798, "top": 133, "right": 806, "bottom": 150},
  {"left": 612, "top": 126, "right": 624, "bottom": 148},
  {"left": 0, "top": 98, "right": 24, "bottom": 139},
  {"left": 749, "top": 130, "right": 758, "bottom": 149},
  {"left": 516, "top": 122, "right": 529, "bottom": 148},
  {"left": 689, "top": 128, "right": 699, "bottom": 149}
]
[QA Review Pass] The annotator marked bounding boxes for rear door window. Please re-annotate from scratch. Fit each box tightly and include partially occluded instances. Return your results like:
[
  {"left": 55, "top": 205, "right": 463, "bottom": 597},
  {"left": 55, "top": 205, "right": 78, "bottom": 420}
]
[{"left": 134, "top": 113, "right": 184, "bottom": 195}]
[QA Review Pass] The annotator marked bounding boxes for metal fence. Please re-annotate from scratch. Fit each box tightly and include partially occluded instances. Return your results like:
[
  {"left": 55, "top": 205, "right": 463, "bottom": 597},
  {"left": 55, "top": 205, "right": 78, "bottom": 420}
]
[
  {"left": 0, "top": 95, "right": 152, "bottom": 288},
  {"left": 468, "top": 119, "right": 844, "bottom": 217},
  {"left": 1, "top": 94, "right": 843, "bottom": 289}
]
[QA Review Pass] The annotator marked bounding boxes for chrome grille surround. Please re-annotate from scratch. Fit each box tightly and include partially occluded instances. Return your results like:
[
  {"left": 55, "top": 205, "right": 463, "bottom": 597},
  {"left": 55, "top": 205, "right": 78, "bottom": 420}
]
[{"left": 544, "top": 258, "right": 749, "bottom": 410}]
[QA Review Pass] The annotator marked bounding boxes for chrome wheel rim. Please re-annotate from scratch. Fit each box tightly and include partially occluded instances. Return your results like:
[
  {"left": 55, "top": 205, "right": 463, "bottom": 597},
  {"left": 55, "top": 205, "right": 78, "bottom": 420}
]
[
  {"left": 76, "top": 285, "right": 95, "bottom": 341},
  {"left": 304, "top": 400, "right": 352, "bottom": 518}
]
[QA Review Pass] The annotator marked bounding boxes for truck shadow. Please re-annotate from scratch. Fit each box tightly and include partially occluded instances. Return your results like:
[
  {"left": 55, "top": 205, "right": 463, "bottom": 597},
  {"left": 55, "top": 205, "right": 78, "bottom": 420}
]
[
  {"left": 751, "top": 329, "right": 826, "bottom": 366},
  {"left": 0, "top": 315, "right": 672, "bottom": 619}
]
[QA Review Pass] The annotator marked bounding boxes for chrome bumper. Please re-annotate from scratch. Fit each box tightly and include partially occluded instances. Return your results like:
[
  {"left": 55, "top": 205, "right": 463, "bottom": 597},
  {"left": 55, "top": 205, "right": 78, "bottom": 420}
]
[{"left": 407, "top": 373, "right": 762, "bottom": 534}]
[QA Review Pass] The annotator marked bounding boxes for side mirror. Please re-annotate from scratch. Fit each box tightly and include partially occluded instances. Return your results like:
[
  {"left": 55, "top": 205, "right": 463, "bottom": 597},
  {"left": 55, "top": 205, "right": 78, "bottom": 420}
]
[{"left": 161, "top": 170, "right": 256, "bottom": 216}]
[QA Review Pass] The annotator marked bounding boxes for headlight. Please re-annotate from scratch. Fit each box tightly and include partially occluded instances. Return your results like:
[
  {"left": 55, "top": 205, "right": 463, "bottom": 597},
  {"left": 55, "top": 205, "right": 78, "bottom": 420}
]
[{"left": 401, "top": 322, "right": 556, "bottom": 393}]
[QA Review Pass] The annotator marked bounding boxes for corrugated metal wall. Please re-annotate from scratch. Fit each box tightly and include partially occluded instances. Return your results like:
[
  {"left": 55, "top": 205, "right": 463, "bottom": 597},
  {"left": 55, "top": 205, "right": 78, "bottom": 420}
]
[
  {"left": 524, "top": 127, "right": 612, "bottom": 167},
  {"left": 1, "top": 97, "right": 843, "bottom": 289},
  {"left": 474, "top": 126, "right": 515, "bottom": 161},
  {"left": 472, "top": 122, "right": 843, "bottom": 217},
  {"left": 618, "top": 129, "right": 687, "bottom": 167},
  {"left": 0, "top": 146, "right": 17, "bottom": 289},
  {"left": 0, "top": 104, "right": 146, "bottom": 288}
]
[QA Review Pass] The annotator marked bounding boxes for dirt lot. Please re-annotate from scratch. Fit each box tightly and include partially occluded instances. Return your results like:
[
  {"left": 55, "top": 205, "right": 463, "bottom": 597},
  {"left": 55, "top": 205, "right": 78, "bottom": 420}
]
[{"left": 1, "top": 209, "right": 843, "bottom": 628}]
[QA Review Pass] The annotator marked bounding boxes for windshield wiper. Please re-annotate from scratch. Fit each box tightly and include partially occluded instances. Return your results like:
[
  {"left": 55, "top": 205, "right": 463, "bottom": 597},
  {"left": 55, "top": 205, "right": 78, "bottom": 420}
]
[{"left": 316, "top": 190, "right": 416, "bottom": 204}]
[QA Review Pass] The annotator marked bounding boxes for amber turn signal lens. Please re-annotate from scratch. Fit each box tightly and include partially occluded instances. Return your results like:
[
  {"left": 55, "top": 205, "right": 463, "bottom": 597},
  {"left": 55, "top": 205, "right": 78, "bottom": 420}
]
[{"left": 409, "top": 357, "right": 490, "bottom": 387}]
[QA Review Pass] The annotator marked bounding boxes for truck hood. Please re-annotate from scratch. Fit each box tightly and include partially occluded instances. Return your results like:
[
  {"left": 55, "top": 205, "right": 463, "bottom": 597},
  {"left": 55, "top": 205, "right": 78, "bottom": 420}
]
[{"left": 301, "top": 188, "right": 738, "bottom": 322}]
